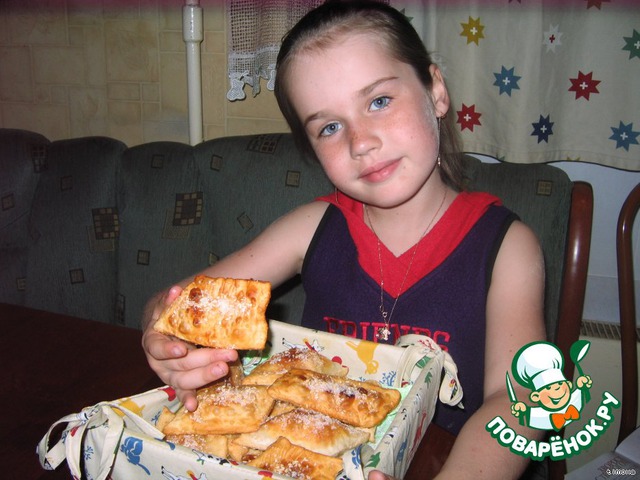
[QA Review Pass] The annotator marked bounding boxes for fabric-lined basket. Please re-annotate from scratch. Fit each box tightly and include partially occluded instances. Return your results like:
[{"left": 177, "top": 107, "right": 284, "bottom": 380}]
[{"left": 38, "top": 320, "right": 463, "bottom": 480}]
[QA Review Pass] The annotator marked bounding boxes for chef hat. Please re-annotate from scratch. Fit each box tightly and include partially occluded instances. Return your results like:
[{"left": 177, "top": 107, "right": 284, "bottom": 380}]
[{"left": 512, "top": 341, "right": 567, "bottom": 391}]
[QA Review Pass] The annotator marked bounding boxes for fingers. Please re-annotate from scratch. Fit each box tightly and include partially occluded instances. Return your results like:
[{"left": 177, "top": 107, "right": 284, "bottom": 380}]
[{"left": 368, "top": 470, "right": 393, "bottom": 480}]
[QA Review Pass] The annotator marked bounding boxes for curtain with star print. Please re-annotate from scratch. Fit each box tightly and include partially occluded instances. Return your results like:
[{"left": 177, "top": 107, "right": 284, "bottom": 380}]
[{"left": 400, "top": 0, "right": 640, "bottom": 170}]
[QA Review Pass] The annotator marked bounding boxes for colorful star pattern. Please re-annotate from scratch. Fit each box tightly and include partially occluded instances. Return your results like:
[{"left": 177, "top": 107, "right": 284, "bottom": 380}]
[
  {"left": 609, "top": 122, "right": 640, "bottom": 151},
  {"left": 460, "top": 17, "right": 485, "bottom": 45},
  {"left": 543, "top": 25, "right": 563, "bottom": 53},
  {"left": 457, "top": 104, "right": 482, "bottom": 132},
  {"left": 622, "top": 29, "right": 640, "bottom": 60},
  {"left": 568, "top": 71, "right": 601, "bottom": 100},
  {"left": 430, "top": 4, "right": 637, "bottom": 169},
  {"left": 493, "top": 66, "right": 521, "bottom": 96},
  {"left": 531, "top": 115, "right": 554, "bottom": 143}
]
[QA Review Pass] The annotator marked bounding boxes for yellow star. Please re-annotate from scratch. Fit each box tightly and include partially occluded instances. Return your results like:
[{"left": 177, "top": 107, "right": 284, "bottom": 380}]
[
  {"left": 461, "top": 17, "right": 485, "bottom": 45},
  {"left": 116, "top": 397, "right": 145, "bottom": 417}
]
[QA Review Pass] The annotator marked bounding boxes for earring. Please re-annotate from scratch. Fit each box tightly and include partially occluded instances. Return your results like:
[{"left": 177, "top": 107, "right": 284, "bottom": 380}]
[{"left": 437, "top": 116, "right": 442, "bottom": 167}]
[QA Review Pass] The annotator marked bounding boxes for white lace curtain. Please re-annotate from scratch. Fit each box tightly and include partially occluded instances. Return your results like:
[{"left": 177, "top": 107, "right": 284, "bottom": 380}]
[{"left": 226, "top": 0, "right": 323, "bottom": 101}]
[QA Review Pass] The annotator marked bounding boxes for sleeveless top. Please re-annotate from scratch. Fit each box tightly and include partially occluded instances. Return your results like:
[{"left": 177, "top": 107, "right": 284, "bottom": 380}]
[{"left": 300, "top": 191, "right": 517, "bottom": 435}]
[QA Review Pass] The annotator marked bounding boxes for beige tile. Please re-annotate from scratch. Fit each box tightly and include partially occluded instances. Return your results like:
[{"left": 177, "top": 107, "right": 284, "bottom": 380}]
[
  {"left": 33, "top": 46, "right": 86, "bottom": 85},
  {"left": 84, "top": 26, "right": 107, "bottom": 87},
  {"left": 107, "top": 100, "right": 142, "bottom": 145},
  {"left": 69, "top": 87, "right": 108, "bottom": 137},
  {"left": 227, "top": 84, "right": 284, "bottom": 120},
  {"left": 203, "top": 3, "right": 225, "bottom": 31},
  {"left": 108, "top": 83, "right": 140, "bottom": 101},
  {"left": 68, "top": 26, "right": 85, "bottom": 46},
  {"left": 159, "top": 5, "right": 181, "bottom": 31},
  {"left": 202, "top": 53, "right": 226, "bottom": 125},
  {"left": 159, "top": 51, "right": 188, "bottom": 118},
  {"left": 34, "top": 85, "right": 50, "bottom": 103},
  {"left": 227, "top": 117, "right": 289, "bottom": 137},
  {"left": 103, "top": 2, "right": 141, "bottom": 21},
  {"left": 50, "top": 86, "right": 68, "bottom": 104},
  {"left": 142, "top": 102, "right": 161, "bottom": 121},
  {"left": 203, "top": 31, "right": 225, "bottom": 54},
  {"left": 5, "top": 2, "right": 66, "bottom": 45},
  {"left": 1, "top": 103, "right": 70, "bottom": 140},
  {"left": 67, "top": 1, "right": 103, "bottom": 26},
  {"left": 143, "top": 120, "right": 188, "bottom": 144},
  {"left": 160, "top": 31, "right": 184, "bottom": 53},
  {"left": 0, "top": 46, "right": 33, "bottom": 102},
  {"left": 105, "top": 19, "right": 159, "bottom": 82},
  {"left": 205, "top": 123, "right": 226, "bottom": 140},
  {"left": 142, "top": 83, "right": 160, "bottom": 102},
  {"left": 0, "top": 11, "right": 9, "bottom": 44}
]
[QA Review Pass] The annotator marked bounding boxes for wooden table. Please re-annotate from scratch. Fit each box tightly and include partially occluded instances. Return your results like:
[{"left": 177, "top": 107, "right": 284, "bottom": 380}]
[{"left": 0, "top": 303, "right": 453, "bottom": 479}]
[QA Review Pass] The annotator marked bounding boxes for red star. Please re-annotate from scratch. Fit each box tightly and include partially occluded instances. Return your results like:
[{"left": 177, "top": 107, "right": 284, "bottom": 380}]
[
  {"left": 585, "top": 0, "right": 610, "bottom": 9},
  {"left": 457, "top": 104, "right": 482, "bottom": 132},
  {"left": 568, "top": 71, "right": 601, "bottom": 100}
]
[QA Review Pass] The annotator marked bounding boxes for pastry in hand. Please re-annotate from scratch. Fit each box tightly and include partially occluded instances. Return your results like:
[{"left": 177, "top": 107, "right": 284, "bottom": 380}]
[
  {"left": 162, "top": 382, "right": 274, "bottom": 435},
  {"left": 247, "top": 436, "right": 343, "bottom": 480},
  {"left": 267, "top": 369, "right": 401, "bottom": 428},
  {"left": 243, "top": 346, "right": 347, "bottom": 386},
  {"left": 154, "top": 275, "right": 270, "bottom": 349}
]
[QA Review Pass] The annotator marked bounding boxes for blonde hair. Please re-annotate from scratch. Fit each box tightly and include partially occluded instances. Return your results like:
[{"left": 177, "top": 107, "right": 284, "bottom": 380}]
[{"left": 275, "top": 0, "right": 465, "bottom": 190}]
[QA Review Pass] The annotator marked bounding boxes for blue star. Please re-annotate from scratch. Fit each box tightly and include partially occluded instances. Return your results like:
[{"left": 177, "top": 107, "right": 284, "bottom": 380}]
[
  {"left": 609, "top": 122, "right": 640, "bottom": 151},
  {"left": 531, "top": 115, "right": 554, "bottom": 143},
  {"left": 493, "top": 66, "right": 521, "bottom": 96}
]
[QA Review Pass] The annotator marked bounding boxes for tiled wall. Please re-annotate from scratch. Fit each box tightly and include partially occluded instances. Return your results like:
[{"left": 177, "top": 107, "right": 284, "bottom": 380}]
[{"left": 0, "top": 0, "right": 288, "bottom": 146}]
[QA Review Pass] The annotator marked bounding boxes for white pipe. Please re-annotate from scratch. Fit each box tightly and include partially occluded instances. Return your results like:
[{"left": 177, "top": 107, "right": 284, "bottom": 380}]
[{"left": 183, "top": 0, "right": 203, "bottom": 146}]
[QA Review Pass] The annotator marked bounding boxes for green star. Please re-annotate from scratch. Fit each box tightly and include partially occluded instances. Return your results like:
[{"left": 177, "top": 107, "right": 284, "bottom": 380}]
[{"left": 622, "top": 29, "right": 640, "bottom": 60}]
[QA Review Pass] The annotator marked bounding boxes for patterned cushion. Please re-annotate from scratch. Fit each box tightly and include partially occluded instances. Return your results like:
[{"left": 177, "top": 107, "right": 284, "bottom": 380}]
[
  {"left": 116, "top": 142, "right": 216, "bottom": 328},
  {"left": 24, "top": 136, "right": 126, "bottom": 323},
  {"left": 196, "top": 134, "right": 333, "bottom": 324},
  {"left": 0, "top": 129, "right": 50, "bottom": 305},
  {"left": 463, "top": 155, "right": 572, "bottom": 341}
]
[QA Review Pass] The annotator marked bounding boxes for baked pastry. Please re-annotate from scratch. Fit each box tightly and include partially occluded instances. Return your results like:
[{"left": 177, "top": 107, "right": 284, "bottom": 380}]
[
  {"left": 232, "top": 408, "right": 370, "bottom": 456},
  {"left": 247, "top": 437, "right": 343, "bottom": 480},
  {"left": 267, "top": 369, "right": 401, "bottom": 428},
  {"left": 153, "top": 275, "right": 271, "bottom": 349},
  {"left": 162, "top": 382, "right": 275, "bottom": 435},
  {"left": 243, "top": 346, "right": 347, "bottom": 386},
  {"left": 164, "top": 433, "right": 228, "bottom": 458}
]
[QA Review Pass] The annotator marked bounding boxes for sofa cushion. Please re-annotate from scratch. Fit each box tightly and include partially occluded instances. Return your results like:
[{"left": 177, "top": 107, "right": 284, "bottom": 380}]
[
  {"left": 463, "top": 155, "right": 572, "bottom": 341},
  {"left": 24, "top": 136, "right": 126, "bottom": 323},
  {"left": 0, "top": 129, "right": 50, "bottom": 305},
  {"left": 196, "top": 134, "right": 333, "bottom": 324},
  {"left": 116, "top": 141, "right": 215, "bottom": 328}
]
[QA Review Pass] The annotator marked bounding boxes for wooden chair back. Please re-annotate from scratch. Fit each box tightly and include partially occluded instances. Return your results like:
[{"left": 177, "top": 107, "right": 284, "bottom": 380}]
[{"left": 616, "top": 183, "right": 640, "bottom": 445}]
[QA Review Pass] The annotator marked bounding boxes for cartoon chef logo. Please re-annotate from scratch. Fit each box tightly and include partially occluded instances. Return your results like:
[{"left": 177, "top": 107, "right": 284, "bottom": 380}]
[{"left": 508, "top": 341, "right": 593, "bottom": 431}]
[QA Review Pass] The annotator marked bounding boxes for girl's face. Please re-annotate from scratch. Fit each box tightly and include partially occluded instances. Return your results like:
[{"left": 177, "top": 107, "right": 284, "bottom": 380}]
[{"left": 286, "top": 33, "right": 450, "bottom": 209}]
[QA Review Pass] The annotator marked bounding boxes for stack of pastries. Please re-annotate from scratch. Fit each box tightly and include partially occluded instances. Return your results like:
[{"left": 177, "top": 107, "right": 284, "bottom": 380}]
[
  {"left": 153, "top": 276, "right": 401, "bottom": 480},
  {"left": 157, "top": 346, "right": 401, "bottom": 480}
]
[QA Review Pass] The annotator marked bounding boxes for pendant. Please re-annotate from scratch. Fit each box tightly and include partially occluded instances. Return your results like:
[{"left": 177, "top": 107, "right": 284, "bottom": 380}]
[{"left": 377, "top": 326, "right": 390, "bottom": 341}]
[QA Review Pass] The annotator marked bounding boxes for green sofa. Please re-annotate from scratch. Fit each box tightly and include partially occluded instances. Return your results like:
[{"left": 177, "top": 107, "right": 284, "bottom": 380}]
[{"left": 0, "top": 128, "right": 579, "bottom": 341}]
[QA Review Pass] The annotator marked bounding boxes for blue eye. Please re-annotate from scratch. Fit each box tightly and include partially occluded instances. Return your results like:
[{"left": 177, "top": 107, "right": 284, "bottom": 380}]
[
  {"left": 320, "top": 122, "right": 342, "bottom": 137},
  {"left": 370, "top": 96, "right": 391, "bottom": 111}
]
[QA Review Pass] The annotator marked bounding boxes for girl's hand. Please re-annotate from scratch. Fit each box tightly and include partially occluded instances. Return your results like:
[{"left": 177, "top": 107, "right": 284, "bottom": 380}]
[
  {"left": 368, "top": 471, "right": 396, "bottom": 480},
  {"left": 141, "top": 285, "right": 238, "bottom": 411}
]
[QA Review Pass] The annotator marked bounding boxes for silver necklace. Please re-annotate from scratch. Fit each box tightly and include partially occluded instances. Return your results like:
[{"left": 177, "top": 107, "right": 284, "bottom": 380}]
[{"left": 364, "top": 190, "right": 448, "bottom": 341}]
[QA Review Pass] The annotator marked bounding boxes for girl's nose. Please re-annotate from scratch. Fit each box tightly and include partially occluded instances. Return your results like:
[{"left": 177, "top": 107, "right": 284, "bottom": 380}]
[{"left": 349, "top": 124, "right": 381, "bottom": 158}]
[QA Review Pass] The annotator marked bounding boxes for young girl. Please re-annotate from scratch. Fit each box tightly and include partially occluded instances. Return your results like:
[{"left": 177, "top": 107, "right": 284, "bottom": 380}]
[{"left": 142, "top": 1, "right": 545, "bottom": 478}]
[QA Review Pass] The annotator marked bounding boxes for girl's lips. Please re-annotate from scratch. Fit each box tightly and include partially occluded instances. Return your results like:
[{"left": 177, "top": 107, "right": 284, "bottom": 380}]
[{"left": 359, "top": 159, "right": 401, "bottom": 183}]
